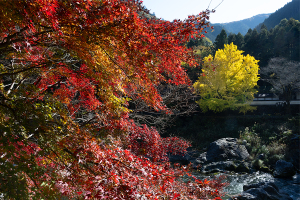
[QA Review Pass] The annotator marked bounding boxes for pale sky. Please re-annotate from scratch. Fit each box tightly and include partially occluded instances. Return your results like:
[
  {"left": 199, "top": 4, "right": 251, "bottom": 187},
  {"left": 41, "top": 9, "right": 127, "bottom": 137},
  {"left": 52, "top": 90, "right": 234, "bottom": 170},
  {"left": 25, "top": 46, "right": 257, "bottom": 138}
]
[{"left": 141, "top": 0, "right": 293, "bottom": 24}]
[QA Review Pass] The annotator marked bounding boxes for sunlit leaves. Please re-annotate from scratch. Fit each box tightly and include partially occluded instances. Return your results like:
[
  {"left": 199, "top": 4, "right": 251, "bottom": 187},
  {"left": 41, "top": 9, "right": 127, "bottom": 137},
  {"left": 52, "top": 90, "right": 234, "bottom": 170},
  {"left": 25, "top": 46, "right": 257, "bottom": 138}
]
[
  {"left": 0, "top": 0, "right": 225, "bottom": 199},
  {"left": 194, "top": 43, "right": 260, "bottom": 113}
]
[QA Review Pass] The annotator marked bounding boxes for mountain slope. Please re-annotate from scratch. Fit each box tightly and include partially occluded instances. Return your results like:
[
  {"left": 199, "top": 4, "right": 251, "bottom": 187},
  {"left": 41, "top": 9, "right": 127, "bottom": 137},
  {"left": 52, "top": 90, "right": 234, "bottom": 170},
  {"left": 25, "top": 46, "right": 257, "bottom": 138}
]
[
  {"left": 205, "top": 0, "right": 300, "bottom": 42},
  {"left": 204, "top": 14, "right": 270, "bottom": 42},
  {"left": 216, "top": 14, "right": 270, "bottom": 35},
  {"left": 203, "top": 24, "right": 226, "bottom": 43},
  {"left": 256, "top": 0, "right": 300, "bottom": 30}
]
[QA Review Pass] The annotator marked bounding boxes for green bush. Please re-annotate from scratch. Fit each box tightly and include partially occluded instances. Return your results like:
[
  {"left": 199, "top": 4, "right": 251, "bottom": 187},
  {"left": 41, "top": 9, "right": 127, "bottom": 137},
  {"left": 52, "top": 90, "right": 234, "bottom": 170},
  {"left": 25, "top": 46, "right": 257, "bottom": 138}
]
[{"left": 238, "top": 123, "right": 292, "bottom": 168}]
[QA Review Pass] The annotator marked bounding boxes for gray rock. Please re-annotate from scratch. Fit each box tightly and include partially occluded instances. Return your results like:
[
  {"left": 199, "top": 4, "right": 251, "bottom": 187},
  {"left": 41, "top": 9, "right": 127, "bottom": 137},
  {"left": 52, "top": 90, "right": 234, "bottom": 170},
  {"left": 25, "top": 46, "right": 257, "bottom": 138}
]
[
  {"left": 243, "top": 182, "right": 278, "bottom": 191},
  {"left": 229, "top": 192, "right": 257, "bottom": 200},
  {"left": 205, "top": 138, "right": 249, "bottom": 163},
  {"left": 293, "top": 173, "right": 300, "bottom": 184},
  {"left": 194, "top": 138, "right": 250, "bottom": 173},
  {"left": 273, "top": 160, "right": 296, "bottom": 178},
  {"left": 231, "top": 181, "right": 293, "bottom": 200},
  {"left": 195, "top": 152, "right": 207, "bottom": 164},
  {"left": 201, "top": 160, "right": 237, "bottom": 174}
]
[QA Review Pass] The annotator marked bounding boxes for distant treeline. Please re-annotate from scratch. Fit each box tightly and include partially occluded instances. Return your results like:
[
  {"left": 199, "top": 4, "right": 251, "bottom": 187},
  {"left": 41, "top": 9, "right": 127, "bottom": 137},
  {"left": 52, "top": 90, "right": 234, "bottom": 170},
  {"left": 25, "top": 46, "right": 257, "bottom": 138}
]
[
  {"left": 205, "top": 0, "right": 299, "bottom": 44},
  {"left": 256, "top": 0, "right": 300, "bottom": 31},
  {"left": 215, "top": 18, "right": 300, "bottom": 67}
]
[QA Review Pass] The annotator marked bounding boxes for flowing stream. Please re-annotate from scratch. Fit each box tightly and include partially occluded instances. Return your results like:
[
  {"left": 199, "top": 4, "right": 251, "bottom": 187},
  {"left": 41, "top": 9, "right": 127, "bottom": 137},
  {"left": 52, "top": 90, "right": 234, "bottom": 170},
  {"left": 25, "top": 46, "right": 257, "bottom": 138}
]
[{"left": 194, "top": 171, "right": 300, "bottom": 200}]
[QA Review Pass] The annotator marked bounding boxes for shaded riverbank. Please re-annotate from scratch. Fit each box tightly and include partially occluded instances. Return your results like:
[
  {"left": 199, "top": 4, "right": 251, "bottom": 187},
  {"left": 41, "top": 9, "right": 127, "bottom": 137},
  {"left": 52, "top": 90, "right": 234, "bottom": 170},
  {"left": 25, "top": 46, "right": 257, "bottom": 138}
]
[{"left": 195, "top": 171, "right": 300, "bottom": 200}]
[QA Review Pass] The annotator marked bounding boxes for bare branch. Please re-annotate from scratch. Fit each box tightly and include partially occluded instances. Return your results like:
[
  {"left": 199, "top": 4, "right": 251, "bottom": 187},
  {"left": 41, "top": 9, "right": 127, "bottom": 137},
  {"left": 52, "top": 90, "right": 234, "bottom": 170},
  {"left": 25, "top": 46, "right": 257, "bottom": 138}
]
[{"left": 129, "top": 84, "right": 199, "bottom": 133}]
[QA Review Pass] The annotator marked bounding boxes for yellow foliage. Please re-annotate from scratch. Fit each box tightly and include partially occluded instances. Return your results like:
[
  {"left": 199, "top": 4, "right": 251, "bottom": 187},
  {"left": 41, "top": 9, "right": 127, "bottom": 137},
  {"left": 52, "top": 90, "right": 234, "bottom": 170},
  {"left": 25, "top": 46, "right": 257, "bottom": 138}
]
[{"left": 193, "top": 43, "right": 260, "bottom": 113}]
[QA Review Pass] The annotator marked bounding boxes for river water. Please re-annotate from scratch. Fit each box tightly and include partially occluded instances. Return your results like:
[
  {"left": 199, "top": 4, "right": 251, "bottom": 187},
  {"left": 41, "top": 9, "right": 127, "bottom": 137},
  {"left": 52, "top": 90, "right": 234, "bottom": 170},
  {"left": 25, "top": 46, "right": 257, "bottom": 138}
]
[{"left": 195, "top": 171, "right": 300, "bottom": 200}]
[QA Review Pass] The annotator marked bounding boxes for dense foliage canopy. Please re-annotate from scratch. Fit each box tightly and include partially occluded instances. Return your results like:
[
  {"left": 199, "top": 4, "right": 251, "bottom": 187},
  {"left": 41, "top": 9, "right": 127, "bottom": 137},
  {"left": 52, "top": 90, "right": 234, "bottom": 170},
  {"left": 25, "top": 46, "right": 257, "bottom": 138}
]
[
  {"left": 0, "top": 0, "right": 227, "bottom": 199},
  {"left": 228, "top": 18, "right": 300, "bottom": 65},
  {"left": 193, "top": 43, "right": 260, "bottom": 113},
  {"left": 213, "top": 29, "right": 227, "bottom": 52}
]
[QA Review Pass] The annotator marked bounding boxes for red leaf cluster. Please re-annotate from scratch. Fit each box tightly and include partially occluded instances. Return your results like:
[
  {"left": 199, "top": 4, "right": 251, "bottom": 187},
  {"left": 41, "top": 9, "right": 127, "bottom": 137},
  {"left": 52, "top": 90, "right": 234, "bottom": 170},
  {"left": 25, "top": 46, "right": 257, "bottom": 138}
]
[{"left": 0, "top": 0, "right": 225, "bottom": 199}]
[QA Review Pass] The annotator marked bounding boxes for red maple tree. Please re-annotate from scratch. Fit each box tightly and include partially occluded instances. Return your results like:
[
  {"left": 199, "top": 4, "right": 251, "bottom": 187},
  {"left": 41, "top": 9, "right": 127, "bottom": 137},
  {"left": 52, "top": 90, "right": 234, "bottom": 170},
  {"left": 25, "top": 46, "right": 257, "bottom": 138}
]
[{"left": 0, "top": 0, "right": 227, "bottom": 199}]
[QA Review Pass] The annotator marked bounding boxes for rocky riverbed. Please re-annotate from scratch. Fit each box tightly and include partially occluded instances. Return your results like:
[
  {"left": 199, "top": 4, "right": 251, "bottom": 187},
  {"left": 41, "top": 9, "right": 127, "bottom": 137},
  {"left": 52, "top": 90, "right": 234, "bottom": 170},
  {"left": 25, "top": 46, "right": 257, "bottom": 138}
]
[
  {"left": 169, "top": 137, "right": 300, "bottom": 200},
  {"left": 195, "top": 171, "right": 300, "bottom": 200}
]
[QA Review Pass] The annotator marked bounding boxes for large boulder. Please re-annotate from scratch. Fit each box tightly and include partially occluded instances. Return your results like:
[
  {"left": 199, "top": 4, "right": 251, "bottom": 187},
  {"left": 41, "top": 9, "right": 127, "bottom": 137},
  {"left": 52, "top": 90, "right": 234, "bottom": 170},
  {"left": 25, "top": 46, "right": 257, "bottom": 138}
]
[
  {"left": 273, "top": 160, "right": 296, "bottom": 178},
  {"left": 194, "top": 138, "right": 250, "bottom": 173},
  {"left": 198, "top": 138, "right": 249, "bottom": 163},
  {"left": 196, "top": 152, "right": 207, "bottom": 164},
  {"left": 199, "top": 160, "right": 251, "bottom": 173},
  {"left": 230, "top": 181, "right": 293, "bottom": 200},
  {"left": 293, "top": 173, "right": 300, "bottom": 184}
]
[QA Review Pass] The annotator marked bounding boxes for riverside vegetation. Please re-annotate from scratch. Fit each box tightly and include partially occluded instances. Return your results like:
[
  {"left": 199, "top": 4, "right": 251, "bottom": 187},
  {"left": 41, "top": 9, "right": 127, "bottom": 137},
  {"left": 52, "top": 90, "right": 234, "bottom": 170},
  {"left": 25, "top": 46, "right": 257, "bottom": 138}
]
[{"left": 165, "top": 113, "right": 300, "bottom": 170}]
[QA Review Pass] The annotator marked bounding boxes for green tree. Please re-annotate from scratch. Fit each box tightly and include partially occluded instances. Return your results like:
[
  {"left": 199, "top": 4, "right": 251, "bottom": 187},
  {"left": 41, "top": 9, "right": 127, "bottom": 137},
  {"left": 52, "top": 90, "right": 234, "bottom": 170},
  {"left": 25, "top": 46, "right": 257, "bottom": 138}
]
[
  {"left": 246, "top": 28, "right": 259, "bottom": 57},
  {"left": 214, "top": 29, "right": 228, "bottom": 52},
  {"left": 228, "top": 33, "right": 236, "bottom": 44},
  {"left": 257, "top": 0, "right": 300, "bottom": 30},
  {"left": 235, "top": 32, "right": 245, "bottom": 49},
  {"left": 274, "top": 26, "right": 287, "bottom": 57},
  {"left": 243, "top": 18, "right": 300, "bottom": 65},
  {"left": 260, "top": 23, "right": 268, "bottom": 31},
  {"left": 193, "top": 43, "right": 260, "bottom": 113},
  {"left": 258, "top": 28, "right": 271, "bottom": 66},
  {"left": 285, "top": 18, "right": 300, "bottom": 61}
]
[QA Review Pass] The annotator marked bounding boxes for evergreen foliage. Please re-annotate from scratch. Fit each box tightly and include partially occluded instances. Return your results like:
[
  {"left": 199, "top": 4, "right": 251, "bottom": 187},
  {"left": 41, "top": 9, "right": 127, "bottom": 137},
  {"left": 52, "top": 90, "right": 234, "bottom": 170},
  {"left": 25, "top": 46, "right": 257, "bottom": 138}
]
[
  {"left": 217, "top": 18, "right": 300, "bottom": 66},
  {"left": 213, "top": 29, "right": 228, "bottom": 52}
]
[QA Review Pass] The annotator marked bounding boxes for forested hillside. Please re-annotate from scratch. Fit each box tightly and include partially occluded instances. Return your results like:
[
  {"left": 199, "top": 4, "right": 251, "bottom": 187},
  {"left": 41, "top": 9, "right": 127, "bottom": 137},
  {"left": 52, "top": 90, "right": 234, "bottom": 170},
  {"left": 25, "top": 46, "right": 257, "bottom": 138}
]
[
  {"left": 203, "top": 24, "right": 226, "bottom": 42},
  {"left": 205, "top": 0, "right": 299, "bottom": 42},
  {"left": 256, "top": 0, "right": 300, "bottom": 30},
  {"left": 209, "top": 0, "right": 300, "bottom": 66},
  {"left": 204, "top": 14, "right": 270, "bottom": 42},
  {"left": 213, "top": 18, "right": 300, "bottom": 67}
]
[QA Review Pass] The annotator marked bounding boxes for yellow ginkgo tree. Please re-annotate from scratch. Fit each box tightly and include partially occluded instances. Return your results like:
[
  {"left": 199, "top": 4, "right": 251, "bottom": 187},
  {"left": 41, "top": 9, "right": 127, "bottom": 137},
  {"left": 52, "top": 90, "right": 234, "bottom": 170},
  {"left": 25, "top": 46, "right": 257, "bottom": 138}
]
[{"left": 193, "top": 43, "right": 260, "bottom": 113}]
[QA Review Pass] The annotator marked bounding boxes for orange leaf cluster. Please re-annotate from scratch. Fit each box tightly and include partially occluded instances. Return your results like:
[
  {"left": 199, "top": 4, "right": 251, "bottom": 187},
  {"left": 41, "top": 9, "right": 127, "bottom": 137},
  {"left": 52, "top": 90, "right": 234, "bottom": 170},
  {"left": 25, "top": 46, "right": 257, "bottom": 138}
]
[{"left": 0, "top": 0, "right": 225, "bottom": 199}]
